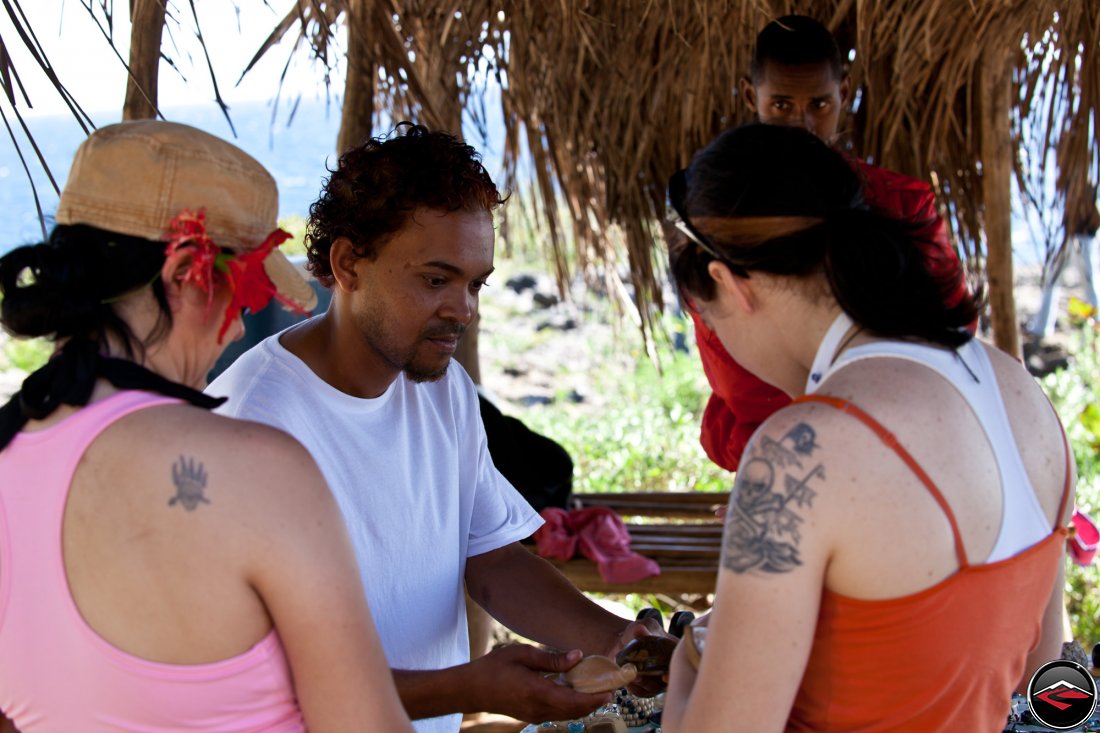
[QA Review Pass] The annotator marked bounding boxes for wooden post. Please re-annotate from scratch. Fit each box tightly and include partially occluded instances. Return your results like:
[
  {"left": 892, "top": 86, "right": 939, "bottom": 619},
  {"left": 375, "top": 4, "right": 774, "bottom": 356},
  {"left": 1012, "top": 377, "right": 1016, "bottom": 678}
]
[
  {"left": 981, "top": 46, "right": 1020, "bottom": 359},
  {"left": 123, "top": 0, "right": 166, "bottom": 120},
  {"left": 412, "top": 28, "right": 480, "bottom": 384},
  {"left": 334, "top": 4, "right": 481, "bottom": 383},
  {"left": 337, "top": 0, "right": 375, "bottom": 155}
]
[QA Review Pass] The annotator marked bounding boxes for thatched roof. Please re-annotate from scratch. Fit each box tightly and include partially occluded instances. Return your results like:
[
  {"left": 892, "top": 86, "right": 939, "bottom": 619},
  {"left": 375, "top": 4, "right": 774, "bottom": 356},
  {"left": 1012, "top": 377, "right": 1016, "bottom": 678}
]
[
  {"left": 4, "top": 1, "right": 1098, "bottom": 341},
  {"left": 248, "top": 0, "right": 1099, "bottom": 338}
]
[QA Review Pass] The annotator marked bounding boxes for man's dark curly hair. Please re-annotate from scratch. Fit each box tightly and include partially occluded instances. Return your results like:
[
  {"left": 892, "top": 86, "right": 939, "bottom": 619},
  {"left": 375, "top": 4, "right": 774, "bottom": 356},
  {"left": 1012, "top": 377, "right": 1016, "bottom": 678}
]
[
  {"left": 306, "top": 122, "right": 506, "bottom": 286},
  {"left": 750, "top": 15, "right": 844, "bottom": 83}
]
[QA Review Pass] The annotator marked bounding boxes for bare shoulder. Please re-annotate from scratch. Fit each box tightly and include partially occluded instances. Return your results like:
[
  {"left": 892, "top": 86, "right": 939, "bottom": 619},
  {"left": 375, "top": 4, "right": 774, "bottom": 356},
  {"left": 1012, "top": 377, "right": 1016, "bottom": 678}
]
[
  {"left": 725, "top": 404, "right": 852, "bottom": 575},
  {"left": 747, "top": 397, "right": 876, "bottom": 470},
  {"left": 981, "top": 341, "right": 1071, "bottom": 511},
  {"left": 120, "top": 402, "right": 313, "bottom": 459},
  {"left": 739, "top": 390, "right": 935, "bottom": 519},
  {"left": 95, "top": 403, "right": 329, "bottom": 512},
  {"left": 982, "top": 340, "right": 1054, "bottom": 401},
  {"left": 979, "top": 341, "right": 1065, "bottom": 446}
]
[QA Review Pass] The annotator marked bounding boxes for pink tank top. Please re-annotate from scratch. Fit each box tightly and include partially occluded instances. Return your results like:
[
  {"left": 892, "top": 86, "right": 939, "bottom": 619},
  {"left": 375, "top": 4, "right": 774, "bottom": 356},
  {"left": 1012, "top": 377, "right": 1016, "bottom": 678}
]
[{"left": 0, "top": 390, "right": 305, "bottom": 732}]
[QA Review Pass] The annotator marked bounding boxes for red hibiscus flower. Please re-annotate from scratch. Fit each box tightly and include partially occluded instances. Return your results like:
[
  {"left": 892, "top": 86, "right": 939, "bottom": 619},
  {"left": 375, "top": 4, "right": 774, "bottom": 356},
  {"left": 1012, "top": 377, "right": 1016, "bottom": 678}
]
[{"left": 164, "top": 209, "right": 308, "bottom": 343}]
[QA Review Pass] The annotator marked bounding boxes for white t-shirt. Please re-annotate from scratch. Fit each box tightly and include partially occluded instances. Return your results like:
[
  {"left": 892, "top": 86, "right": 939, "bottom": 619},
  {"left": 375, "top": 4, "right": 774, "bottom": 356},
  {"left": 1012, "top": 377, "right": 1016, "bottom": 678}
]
[{"left": 206, "top": 327, "right": 544, "bottom": 733}]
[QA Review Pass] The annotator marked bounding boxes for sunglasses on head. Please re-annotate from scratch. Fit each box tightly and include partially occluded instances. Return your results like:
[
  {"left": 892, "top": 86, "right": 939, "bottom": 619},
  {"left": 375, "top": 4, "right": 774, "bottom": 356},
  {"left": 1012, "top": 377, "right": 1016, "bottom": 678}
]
[{"left": 666, "top": 169, "right": 749, "bottom": 278}]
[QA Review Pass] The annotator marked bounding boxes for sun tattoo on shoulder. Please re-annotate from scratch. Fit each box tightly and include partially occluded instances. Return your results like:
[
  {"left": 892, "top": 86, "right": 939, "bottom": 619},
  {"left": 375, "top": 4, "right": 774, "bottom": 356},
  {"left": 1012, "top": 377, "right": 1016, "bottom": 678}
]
[
  {"left": 722, "top": 422, "right": 823, "bottom": 574},
  {"left": 168, "top": 455, "right": 211, "bottom": 511}
]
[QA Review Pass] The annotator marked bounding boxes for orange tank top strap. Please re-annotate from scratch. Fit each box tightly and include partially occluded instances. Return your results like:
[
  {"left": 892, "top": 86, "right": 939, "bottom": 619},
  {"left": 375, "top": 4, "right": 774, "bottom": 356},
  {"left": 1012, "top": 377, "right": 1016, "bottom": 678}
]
[{"left": 792, "top": 393, "right": 970, "bottom": 569}]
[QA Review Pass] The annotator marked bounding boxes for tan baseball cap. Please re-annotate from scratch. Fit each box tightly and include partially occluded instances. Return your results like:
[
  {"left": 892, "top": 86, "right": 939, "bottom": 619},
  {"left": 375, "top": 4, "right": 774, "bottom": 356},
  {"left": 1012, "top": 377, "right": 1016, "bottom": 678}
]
[{"left": 56, "top": 119, "right": 317, "bottom": 312}]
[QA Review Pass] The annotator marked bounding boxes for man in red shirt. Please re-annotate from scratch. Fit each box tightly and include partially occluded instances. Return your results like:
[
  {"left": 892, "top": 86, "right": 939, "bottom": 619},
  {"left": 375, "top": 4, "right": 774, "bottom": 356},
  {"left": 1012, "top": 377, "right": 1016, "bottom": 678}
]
[{"left": 692, "top": 14, "right": 970, "bottom": 471}]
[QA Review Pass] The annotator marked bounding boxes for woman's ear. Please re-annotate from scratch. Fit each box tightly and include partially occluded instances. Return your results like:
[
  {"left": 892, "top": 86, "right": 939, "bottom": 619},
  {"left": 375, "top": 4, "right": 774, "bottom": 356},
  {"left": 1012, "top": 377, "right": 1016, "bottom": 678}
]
[
  {"left": 329, "top": 237, "right": 361, "bottom": 292},
  {"left": 707, "top": 260, "right": 756, "bottom": 314},
  {"left": 160, "top": 249, "right": 196, "bottom": 309}
]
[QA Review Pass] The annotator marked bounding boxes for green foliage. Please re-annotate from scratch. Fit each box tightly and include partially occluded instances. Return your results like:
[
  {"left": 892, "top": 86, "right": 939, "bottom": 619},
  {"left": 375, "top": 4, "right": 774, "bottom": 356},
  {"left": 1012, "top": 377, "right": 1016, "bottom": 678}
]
[
  {"left": 1040, "top": 314, "right": 1100, "bottom": 647},
  {"left": 512, "top": 321, "right": 731, "bottom": 496},
  {"left": 481, "top": 234, "right": 730, "bottom": 497},
  {"left": 277, "top": 215, "right": 309, "bottom": 257},
  {"left": 0, "top": 335, "right": 51, "bottom": 373},
  {"left": 611, "top": 593, "right": 703, "bottom": 624}
]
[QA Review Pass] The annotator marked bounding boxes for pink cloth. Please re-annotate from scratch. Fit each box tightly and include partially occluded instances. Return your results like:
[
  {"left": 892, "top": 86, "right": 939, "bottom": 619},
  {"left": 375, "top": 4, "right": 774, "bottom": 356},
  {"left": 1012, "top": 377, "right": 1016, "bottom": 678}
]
[
  {"left": 0, "top": 390, "right": 305, "bottom": 732},
  {"left": 1070, "top": 506, "right": 1099, "bottom": 566},
  {"left": 534, "top": 507, "right": 661, "bottom": 583}
]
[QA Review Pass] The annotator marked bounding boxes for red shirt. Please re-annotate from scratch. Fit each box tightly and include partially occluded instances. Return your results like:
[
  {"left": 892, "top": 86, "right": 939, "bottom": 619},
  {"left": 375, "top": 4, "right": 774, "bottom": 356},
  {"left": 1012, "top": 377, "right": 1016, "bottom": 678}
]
[{"left": 690, "top": 160, "right": 970, "bottom": 471}]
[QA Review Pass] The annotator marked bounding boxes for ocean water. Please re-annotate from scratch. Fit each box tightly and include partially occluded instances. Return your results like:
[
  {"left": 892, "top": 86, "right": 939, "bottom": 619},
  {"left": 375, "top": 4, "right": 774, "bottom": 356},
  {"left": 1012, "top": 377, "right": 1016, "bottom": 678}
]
[
  {"left": 0, "top": 100, "right": 348, "bottom": 252},
  {"left": 0, "top": 99, "right": 1045, "bottom": 266}
]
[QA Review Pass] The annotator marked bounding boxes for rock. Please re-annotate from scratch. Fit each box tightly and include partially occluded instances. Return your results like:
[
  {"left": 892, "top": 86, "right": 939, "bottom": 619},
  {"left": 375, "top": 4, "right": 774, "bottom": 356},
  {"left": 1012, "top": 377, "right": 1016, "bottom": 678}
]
[
  {"left": 532, "top": 290, "right": 560, "bottom": 308},
  {"left": 536, "top": 316, "right": 577, "bottom": 332},
  {"left": 505, "top": 273, "right": 538, "bottom": 293},
  {"left": 1022, "top": 338, "right": 1070, "bottom": 377},
  {"left": 1062, "top": 639, "right": 1090, "bottom": 670}
]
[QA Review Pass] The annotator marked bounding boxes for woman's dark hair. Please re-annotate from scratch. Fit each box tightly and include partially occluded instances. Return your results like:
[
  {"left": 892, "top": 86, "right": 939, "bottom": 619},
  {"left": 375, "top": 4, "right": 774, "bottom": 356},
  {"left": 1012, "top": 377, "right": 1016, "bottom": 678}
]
[
  {"left": 306, "top": 122, "right": 506, "bottom": 286},
  {"left": 0, "top": 224, "right": 171, "bottom": 355},
  {"left": 0, "top": 224, "right": 192, "bottom": 450},
  {"left": 668, "top": 123, "right": 979, "bottom": 348}
]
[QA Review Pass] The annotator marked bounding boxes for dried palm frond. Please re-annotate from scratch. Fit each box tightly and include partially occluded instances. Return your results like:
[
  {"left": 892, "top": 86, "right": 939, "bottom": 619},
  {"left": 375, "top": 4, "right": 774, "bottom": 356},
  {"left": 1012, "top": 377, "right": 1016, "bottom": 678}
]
[
  {"left": 7, "top": 0, "right": 1099, "bottom": 340},
  {"left": 490, "top": 0, "right": 1097, "bottom": 334},
  {"left": 854, "top": 0, "right": 1098, "bottom": 278},
  {"left": 1, "top": 0, "right": 97, "bottom": 238},
  {"left": 3, "top": 0, "right": 268, "bottom": 238},
  {"left": 240, "top": 1, "right": 504, "bottom": 141}
]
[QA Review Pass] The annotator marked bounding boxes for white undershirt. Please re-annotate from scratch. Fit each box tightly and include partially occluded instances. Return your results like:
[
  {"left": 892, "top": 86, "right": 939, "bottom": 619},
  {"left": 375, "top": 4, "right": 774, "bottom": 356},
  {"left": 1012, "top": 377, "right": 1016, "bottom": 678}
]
[{"left": 803, "top": 316, "right": 1052, "bottom": 563}]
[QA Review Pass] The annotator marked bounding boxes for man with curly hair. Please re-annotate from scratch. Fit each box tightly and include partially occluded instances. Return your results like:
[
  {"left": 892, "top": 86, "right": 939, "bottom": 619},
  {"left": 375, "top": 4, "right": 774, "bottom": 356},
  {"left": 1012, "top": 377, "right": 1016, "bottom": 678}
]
[{"left": 208, "top": 124, "right": 660, "bottom": 731}]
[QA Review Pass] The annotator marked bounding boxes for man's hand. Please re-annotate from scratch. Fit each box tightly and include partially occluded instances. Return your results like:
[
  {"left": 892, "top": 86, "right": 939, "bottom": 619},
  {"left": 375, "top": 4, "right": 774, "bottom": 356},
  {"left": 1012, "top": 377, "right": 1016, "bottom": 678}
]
[
  {"left": 466, "top": 644, "right": 613, "bottom": 723},
  {"left": 606, "top": 616, "right": 675, "bottom": 698}
]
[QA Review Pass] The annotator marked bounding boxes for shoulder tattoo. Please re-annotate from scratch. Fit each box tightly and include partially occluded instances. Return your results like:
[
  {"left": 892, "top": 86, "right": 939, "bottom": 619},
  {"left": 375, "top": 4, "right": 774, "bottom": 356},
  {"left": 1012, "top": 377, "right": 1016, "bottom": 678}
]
[
  {"left": 722, "top": 422, "right": 823, "bottom": 575},
  {"left": 168, "top": 455, "right": 211, "bottom": 511}
]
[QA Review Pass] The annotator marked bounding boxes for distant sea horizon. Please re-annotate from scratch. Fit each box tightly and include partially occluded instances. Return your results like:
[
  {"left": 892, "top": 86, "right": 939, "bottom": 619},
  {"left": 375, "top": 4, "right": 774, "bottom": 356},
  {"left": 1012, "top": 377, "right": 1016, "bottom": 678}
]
[
  {"left": 0, "top": 98, "right": 508, "bottom": 255},
  {"left": 0, "top": 100, "right": 345, "bottom": 252},
  {"left": 0, "top": 99, "right": 1046, "bottom": 267}
]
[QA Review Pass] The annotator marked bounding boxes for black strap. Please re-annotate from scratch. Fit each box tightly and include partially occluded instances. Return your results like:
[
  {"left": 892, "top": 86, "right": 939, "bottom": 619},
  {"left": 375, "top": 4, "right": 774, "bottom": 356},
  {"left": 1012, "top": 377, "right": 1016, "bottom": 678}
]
[{"left": 0, "top": 338, "right": 225, "bottom": 451}]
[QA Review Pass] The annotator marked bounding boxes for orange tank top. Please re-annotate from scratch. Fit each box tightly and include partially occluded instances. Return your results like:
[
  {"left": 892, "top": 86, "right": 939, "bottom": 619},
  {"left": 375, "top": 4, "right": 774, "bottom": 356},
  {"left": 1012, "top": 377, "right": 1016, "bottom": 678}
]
[{"left": 787, "top": 394, "right": 1071, "bottom": 733}]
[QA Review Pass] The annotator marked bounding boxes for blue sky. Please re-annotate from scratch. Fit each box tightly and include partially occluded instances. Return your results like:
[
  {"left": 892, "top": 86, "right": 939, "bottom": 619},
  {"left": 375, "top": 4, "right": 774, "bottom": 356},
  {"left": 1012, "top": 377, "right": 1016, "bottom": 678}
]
[
  {"left": 2, "top": 1, "right": 333, "bottom": 117},
  {"left": 0, "top": 2, "right": 355, "bottom": 247}
]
